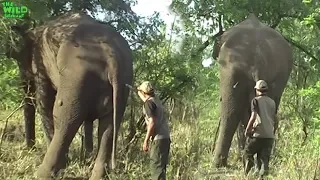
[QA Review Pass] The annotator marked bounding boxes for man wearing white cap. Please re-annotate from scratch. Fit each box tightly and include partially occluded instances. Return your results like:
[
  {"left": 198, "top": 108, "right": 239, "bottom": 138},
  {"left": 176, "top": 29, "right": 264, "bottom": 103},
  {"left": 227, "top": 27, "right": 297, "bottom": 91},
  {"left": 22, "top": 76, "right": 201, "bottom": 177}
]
[
  {"left": 243, "top": 80, "right": 277, "bottom": 179},
  {"left": 137, "top": 81, "right": 171, "bottom": 180}
]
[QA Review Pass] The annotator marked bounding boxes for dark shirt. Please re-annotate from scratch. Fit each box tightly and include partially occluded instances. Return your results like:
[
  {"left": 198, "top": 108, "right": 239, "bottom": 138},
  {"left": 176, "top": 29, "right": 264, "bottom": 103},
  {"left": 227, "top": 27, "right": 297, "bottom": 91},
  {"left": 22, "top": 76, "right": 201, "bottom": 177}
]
[
  {"left": 251, "top": 98, "right": 259, "bottom": 113},
  {"left": 143, "top": 97, "right": 170, "bottom": 140},
  {"left": 250, "top": 95, "right": 276, "bottom": 138},
  {"left": 144, "top": 99, "right": 157, "bottom": 118}
]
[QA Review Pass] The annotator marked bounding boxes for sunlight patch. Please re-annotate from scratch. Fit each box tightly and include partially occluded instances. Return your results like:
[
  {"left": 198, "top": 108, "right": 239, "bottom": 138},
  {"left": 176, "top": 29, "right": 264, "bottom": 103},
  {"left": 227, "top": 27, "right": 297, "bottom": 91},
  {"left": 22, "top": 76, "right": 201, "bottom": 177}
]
[{"left": 202, "top": 58, "right": 212, "bottom": 67}]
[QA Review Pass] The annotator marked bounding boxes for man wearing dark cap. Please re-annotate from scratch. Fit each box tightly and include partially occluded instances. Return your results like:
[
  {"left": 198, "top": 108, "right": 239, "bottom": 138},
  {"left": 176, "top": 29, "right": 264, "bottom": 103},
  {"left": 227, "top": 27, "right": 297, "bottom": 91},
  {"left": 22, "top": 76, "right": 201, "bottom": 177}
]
[
  {"left": 137, "top": 81, "right": 171, "bottom": 180},
  {"left": 243, "top": 80, "right": 278, "bottom": 179}
]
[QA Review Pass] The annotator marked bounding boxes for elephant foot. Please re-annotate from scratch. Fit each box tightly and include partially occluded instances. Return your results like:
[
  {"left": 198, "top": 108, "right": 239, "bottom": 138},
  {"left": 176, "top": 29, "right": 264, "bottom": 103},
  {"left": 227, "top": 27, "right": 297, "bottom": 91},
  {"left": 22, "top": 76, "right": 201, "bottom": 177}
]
[
  {"left": 35, "top": 165, "right": 55, "bottom": 180},
  {"left": 35, "top": 158, "right": 67, "bottom": 180},
  {"left": 26, "top": 142, "right": 36, "bottom": 150},
  {"left": 89, "top": 163, "right": 108, "bottom": 180},
  {"left": 84, "top": 150, "right": 94, "bottom": 160},
  {"left": 214, "top": 158, "right": 228, "bottom": 168}
]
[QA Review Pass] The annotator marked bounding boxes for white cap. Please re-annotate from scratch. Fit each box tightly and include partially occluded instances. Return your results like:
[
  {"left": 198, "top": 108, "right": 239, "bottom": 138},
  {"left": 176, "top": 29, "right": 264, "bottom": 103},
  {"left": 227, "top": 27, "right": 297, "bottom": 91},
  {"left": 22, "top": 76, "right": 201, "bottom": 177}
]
[{"left": 254, "top": 80, "right": 268, "bottom": 90}]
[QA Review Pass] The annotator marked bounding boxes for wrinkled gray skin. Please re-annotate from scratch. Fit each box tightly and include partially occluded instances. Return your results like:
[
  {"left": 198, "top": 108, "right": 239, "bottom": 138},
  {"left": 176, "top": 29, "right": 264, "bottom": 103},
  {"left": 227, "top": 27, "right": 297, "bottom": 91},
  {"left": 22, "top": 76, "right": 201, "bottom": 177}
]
[
  {"left": 212, "top": 14, "right": 293, "bottom": 167},
  {"left": 3, "top": 41, "right": 94, "bottom": 153},
  {"left": 6, "top": 13, "right": 133, "bottom": 180}
]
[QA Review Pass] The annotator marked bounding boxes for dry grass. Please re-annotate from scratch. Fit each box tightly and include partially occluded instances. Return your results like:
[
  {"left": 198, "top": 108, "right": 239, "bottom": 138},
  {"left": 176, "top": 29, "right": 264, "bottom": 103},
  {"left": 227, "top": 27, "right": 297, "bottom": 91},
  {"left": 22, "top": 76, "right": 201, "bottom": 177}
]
[{"left": 0, "top": 110, "right": 319, "bottom": 180}]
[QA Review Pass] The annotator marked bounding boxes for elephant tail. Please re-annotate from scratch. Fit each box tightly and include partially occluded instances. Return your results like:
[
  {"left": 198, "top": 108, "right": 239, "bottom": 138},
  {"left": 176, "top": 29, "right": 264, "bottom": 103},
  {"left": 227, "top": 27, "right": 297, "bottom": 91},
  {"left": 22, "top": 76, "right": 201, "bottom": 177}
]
[
  {"left": 111, "top": 82, "right": 119, "bottom": 170},
  {"left": 111, "top": 80, "right": 128, "bottom": 170}
]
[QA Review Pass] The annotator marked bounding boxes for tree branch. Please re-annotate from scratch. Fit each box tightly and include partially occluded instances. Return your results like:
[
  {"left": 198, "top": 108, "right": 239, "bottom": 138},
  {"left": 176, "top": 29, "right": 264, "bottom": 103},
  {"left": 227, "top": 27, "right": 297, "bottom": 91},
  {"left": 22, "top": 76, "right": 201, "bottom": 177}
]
[
  {"left": 192, "top": 14, "right": 224, "bottom": 57},
  {"left": 271, "top": 15, "right": 282, "bottom": 29},
  {"left": 293, "top": 62, "right": 309, "bottom": 70},
  {"left": 284, "top": 36, "right": 320, "bottom": 62},
  {"left": 271, "top": 13, "right": 305, "bottom": 29}
]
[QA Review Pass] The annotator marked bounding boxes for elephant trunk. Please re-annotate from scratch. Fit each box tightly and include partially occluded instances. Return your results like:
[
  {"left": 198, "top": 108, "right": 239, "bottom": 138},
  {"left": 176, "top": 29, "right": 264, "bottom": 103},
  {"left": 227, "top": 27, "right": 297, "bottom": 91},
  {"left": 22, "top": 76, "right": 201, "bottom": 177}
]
[{"left": 213, "top": 68, "right": 249, "bottom": 167}]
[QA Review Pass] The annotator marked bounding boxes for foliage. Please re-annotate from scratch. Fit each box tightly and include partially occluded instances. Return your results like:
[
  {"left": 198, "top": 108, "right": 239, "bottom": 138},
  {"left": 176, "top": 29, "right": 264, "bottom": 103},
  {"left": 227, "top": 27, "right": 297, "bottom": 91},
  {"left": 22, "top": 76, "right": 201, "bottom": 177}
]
[{"left": 0, "top": 56, "right": 22, "bottom": 109}]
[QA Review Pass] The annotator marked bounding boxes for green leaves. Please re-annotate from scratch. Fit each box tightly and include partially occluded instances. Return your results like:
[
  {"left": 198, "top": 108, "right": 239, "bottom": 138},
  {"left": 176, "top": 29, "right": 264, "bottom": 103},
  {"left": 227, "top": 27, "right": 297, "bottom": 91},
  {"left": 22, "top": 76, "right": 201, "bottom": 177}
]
[
  {"left": 0, "top": 58, "right": 22, "bottom": 109},
  {"left": 297, "top": 81, "right": 320, "bottom": 128},
  {"left": 299, "top": 81, "right": 320, "bottom": 105}
]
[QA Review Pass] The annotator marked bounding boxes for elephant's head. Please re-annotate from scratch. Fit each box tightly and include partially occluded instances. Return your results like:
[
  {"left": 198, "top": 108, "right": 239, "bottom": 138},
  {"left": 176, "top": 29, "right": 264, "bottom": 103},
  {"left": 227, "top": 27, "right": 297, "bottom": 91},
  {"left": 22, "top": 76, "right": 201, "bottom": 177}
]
[
  {"left": 6, "top": 20, "right": 36, "bottom": 79},
  {"left": 6, "top": 22, "right": 35, "bottom": 61}
]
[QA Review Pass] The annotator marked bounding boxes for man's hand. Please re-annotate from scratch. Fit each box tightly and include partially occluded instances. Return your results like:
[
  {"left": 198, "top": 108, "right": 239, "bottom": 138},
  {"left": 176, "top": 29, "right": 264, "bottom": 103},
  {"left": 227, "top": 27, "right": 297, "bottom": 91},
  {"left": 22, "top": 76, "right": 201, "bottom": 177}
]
[
  {"left": 245, "top": 111, "right": 257, "bottom": 137},
  {"left": 145, "top": 119, "right": 150, "bottom": 126},
  {"left": 143, "top": 139, "right": 149, "bottom": 152},
  {"left": 143, "top": 117, "right": 154, "bottom": 153},
  {"left": 244, "top": 129, "right": 250, "bottom": 137},
  {"left": 245, "top": 127, "right": 256, "bottom": 137}
]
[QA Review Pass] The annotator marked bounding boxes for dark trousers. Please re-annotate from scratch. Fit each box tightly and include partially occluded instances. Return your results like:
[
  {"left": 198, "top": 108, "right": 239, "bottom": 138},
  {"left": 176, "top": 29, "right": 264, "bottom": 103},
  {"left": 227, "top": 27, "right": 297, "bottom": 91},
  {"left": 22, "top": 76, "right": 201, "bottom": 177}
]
[
  {"left": 243, "top": 137, "right": 274, "bottom": 177},
  {"left": 150, "top": 138, "right": 171, "bottom": 180}
]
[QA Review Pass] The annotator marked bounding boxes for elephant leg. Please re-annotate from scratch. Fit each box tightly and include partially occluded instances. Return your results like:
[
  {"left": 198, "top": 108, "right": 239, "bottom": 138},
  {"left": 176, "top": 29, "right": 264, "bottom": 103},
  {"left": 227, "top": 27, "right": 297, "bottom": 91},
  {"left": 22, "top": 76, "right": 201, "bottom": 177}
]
[
  {"left": 273, "top": 95, "right": 281, "bottom": 127},
  {"left": 237, "top": 123, "right": 246, "bottom": 159},
  {"left": 90, "top": 112, "right": 115, "bottom": 180},
  {"left": 84, "top": 120, "right": 94, "bottom": 155},
  {"left": 24, "top": 96, "right": 36, "bottom": 148},
  {"left": 22, "top": 79, "right": 36, "bottom": 148},
  {"left": 237, "top": 108, "right": 251, "bottom": 156},
  {"left": 90, "top": 83, "right": 129, "bottom": 180},
  {"left": 35, "top": 90, "right": 87, "bottom": 178},
  {"left": 35, "top": 73, "right": 55, "bottom": 145}
]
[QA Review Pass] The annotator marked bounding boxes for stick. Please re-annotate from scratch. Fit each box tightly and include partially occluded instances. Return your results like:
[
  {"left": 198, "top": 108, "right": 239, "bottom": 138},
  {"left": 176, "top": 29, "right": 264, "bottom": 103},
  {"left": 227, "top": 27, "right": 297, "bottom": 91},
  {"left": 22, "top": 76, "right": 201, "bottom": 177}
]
[
  {"left": 0, "top": 101, "right": 24, "bottom": 150},
  {"left": 125, "top": 84, "right": 138, "bottom": 93},
  {"left": 79, "top": 125, "right": 85, "bottom": 163},
  {"left": 212, "top": 117, "right": 221, "bottom": 152}
]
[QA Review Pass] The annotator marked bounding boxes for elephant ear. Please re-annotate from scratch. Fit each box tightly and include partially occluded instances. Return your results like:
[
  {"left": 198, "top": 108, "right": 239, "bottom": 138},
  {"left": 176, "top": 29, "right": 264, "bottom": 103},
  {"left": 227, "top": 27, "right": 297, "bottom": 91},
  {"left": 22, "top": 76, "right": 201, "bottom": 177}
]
[
  {"left": 11, "top": 25, "right": 25, "bottom": 36},
  {"left": 11, "top": 14, "right": 36, "bottom": 38},
  {"left": 11, "top": 24, "right": 36, "bottom": 42}
]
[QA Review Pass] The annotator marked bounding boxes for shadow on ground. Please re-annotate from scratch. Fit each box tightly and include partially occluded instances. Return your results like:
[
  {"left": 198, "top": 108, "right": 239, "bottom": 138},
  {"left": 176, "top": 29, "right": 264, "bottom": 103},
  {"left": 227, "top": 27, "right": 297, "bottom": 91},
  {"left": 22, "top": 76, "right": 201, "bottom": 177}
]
[{"left": 62, "top": 177, "right": 88, "bottom": 180}]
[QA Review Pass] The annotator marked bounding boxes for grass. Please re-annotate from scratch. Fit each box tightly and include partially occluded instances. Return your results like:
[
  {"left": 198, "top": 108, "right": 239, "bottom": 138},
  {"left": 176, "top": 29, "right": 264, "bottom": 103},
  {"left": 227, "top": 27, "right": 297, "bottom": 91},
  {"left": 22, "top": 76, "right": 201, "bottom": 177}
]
[{"left": 0, "top": 109, "right": 319, "bottom": 180}]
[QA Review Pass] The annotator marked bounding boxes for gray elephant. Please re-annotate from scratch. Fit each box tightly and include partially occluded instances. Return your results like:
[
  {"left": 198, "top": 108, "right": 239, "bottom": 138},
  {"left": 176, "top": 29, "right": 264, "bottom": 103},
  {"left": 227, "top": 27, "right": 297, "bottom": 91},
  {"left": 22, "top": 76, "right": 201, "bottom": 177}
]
[
  {"left": 6, "top": 12, "right": 133, "bottom": 180},
  {"left": 3, "top": 50, "right": 94, "bottom": 153},
  {"left": 212, "top": 14, "right": 293, "bottom": 167}
]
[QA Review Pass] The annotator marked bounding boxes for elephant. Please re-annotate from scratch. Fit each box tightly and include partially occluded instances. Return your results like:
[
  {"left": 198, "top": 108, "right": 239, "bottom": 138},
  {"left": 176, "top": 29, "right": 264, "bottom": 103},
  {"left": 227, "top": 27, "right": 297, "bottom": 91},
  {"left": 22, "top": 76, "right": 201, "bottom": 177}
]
[
  {"left": 6, "top": 15, "right": 97, "bottom": 154},
  {"left": 6, "top": 12, "right": 133, "bottom": 180},
  {"left": 2, "top": 47, "right": 94, "bottom": 153},
  {"left": 212, "top": 14, "right": 293, "bottom": 167}
]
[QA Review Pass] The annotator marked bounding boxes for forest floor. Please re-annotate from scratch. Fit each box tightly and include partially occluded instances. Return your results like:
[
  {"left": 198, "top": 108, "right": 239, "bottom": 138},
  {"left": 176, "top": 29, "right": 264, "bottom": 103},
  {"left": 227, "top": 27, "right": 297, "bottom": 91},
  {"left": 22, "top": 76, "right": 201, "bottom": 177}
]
[{"left": 0, "top": 110, "right": 319, "bottom": 180}]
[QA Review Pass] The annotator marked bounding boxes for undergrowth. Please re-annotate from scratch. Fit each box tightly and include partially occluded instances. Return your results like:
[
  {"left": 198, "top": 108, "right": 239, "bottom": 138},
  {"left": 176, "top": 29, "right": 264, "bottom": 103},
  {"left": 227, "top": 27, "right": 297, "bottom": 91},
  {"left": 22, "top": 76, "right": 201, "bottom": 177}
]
[{"left": 0, "top": 110, "right": 319, "bottom": 180}]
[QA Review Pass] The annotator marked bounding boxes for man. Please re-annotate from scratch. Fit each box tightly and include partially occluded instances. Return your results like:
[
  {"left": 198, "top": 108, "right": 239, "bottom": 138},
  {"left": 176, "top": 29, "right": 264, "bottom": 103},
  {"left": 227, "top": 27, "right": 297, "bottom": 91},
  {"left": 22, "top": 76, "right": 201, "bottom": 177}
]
[
  {"left": 137, "top": 81, "right": 171, "bottom": 180},
  {"left": 243, "top": 80, "right": 278, "bottom": 179}
]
